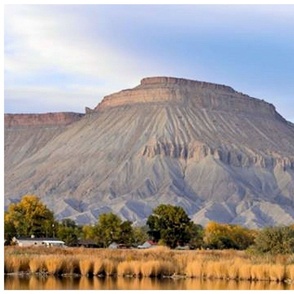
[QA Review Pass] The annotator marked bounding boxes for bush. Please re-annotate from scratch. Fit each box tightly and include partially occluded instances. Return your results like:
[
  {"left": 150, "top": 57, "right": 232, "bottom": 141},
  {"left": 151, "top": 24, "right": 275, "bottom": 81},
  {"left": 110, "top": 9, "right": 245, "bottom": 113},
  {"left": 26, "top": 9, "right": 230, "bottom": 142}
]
[
  {"left": 251, "top": 226, "right": 294, "bottom": 255},
  {"left": 204, "top": 221, "right": 255, "bottom": 250}
]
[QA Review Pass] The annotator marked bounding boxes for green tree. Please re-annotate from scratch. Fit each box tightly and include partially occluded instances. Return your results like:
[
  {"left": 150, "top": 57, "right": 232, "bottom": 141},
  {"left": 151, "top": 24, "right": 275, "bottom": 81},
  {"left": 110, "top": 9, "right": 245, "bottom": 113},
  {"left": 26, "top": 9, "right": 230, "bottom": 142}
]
[
  {"left": 147, "top": 204, "right": 192, "bottom": 248},
  {"left": 186, "top": 223, "right": 204, "bottom": 249},
  {"left": 82, "top": 224, "right": 96, "bottom": 240},
  {"left": 4, "top": 195, "right": 55, "bottom": 239},
  {"left": 119, "top": 220, "right": 134, "bottom": 247},
  {"left": 56, "top": 219, "right": 81, "bottom": 246},
  {"left": 95, "top": 212, "right": 122, "bottom": 247},
  {"left": 81, "top": 224, "right": 104, "bottom": 247},
  {"left": 251, "top": 226, "right": 294, "bottom": 255},
  {"left": 94, "top": 212, "right": 134, "bottom": 248},
  {"left": 133, "top": 225, "right": 149, "bottom": 246}
]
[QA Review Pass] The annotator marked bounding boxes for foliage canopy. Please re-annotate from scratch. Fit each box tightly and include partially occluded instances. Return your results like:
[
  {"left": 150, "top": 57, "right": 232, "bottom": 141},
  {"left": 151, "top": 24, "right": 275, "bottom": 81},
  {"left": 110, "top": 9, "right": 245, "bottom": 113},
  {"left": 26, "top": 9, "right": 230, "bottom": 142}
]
[
  {"left": 4, "top": 195, "right": 55, "bottom": 240},
  {"left": 251, "top": 226, "right": 294, "bottom": 255},
  {"left": 147, "top": 204, "right": 195, "bottom": 248},
  {"left": 204, "top": 221, "right": 255, "bottom": 250}
]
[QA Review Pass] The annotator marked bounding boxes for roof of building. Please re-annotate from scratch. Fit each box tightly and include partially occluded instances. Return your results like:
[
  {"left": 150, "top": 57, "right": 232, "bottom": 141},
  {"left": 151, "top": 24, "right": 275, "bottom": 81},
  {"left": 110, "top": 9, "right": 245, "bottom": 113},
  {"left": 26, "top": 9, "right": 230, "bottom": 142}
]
[{"left": 14, "top": 237, "right": 63, "bottom": 242}]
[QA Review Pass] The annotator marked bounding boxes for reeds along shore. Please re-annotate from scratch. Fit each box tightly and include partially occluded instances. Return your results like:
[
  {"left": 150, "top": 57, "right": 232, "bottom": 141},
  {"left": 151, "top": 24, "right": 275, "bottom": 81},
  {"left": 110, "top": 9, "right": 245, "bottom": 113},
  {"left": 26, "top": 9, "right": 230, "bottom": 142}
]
[{"left": 4, "top": 246, "right": 294, "bottom": 283}]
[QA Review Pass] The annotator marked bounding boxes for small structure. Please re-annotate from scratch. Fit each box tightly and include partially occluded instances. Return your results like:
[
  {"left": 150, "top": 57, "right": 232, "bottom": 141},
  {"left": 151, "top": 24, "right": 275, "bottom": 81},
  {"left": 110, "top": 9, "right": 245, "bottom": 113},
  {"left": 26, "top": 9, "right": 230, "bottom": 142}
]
[
  {"left": 175, "top": 245, "right": 190, "bottom": 250},
  {"left": 108, "top": 242, "right": 119, "bottom": 249},
  {"left": 137, "top": 240, "right": 157, "bottom": 249},
  {"left": 12, "top": 236, "right": 65, "bottom": 247}
]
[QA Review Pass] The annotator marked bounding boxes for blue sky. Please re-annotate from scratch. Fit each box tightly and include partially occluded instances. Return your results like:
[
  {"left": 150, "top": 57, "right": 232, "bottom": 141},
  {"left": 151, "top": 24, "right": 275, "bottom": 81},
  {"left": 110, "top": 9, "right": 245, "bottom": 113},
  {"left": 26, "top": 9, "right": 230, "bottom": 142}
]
[{"left": 4, "top": 5, "right": 294, "bottom": 122}]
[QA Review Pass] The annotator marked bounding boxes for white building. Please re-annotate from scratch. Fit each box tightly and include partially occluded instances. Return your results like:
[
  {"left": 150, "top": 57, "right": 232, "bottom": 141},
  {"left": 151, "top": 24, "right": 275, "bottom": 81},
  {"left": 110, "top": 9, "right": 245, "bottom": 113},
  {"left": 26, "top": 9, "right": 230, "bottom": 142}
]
[
  {"left": 137, "top": 240, "right": 157, "bottom": 249},
  {"left": 12, "top": 236, "right": 65, "bottom": 247}
]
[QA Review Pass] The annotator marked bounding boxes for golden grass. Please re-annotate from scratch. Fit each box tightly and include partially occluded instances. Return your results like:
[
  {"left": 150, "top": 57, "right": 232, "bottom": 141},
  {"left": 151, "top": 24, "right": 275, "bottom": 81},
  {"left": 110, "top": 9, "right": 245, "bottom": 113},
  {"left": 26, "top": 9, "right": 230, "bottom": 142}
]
[
  {"left": 62, "top": 256, "right": 80, "bottom": 275},
  {"left": 268, "top": 264, "right": 285, "bottom": 282},
  {"left": 5, "top": 256, "right": 21, "bottom": 273},
  {"left": 44, "top": 256, "right": 66, "bottom": 275},
  {"left": 4, "top": 246, "right": 294, "bottom": 283},
  {"left": 141, "top": 260, "right": 158, "bottom": 277},
  {"left": 159, "top": 260, "right": 175, "bottom": 276},
  {"left": 117, "top": 260, "right": 142, "bottom": 277},
  {"left": 117, "top": 261, "right": 134, "bottom": 276},
  {"left": 251, "top": 264, "right": 270, "bottom": 281},
  {"left": 128, "top": 261, "right": 142, "bottom": 276},
  {"left": 174, "top": 254, "right": 189, "bottom": 274},
  {"left": 29, "top": 255, "right": 46, "bottom": 273},
  {"left": 140, "top": 260, "right": 175, "bottom": 277},
  {"left": 238, "top": 262, "right": 252, "bottom": 280},
  {"left": 79, "top": 258, "right": 94, "bottom": 276},
  {"left": 228, "top": 259, "right": 240, "bottom": 280},
  {"left": 103, "top": 259, "right": 117, "bottom": 276},
  {"left": 286, "top": 264, "right": 294, "bottom": 281},
  {"left": 186, "top": 260, "right": 203, "bottom": 278},
  {"left": 4, "top": 255, "right": 30, "bottom": 273},
  {"left": 206, "top": 261, "right": 225, "bottom": 279},
  {"left": 93, "top": 259, "right": 104, "bottom": 276}
]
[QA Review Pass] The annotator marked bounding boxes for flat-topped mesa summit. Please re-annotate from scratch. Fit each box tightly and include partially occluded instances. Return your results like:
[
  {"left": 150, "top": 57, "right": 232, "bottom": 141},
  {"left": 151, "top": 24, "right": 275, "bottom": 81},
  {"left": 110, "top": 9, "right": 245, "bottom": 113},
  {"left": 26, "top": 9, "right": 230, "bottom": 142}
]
[
  {"left": 5, "top": 112, "right": 84, "bottom": 127},
  {"left": 95, "top": 76, "right": 277, "bottom": 118}
]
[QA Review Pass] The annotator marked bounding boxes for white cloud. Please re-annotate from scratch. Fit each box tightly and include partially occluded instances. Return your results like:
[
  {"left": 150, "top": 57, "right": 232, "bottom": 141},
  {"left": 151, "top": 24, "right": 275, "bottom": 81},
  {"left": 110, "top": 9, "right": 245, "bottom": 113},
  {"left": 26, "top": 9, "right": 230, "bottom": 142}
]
[
  {"left": 5, "top": 6, "right": 161, "bottom": 87},
  {"left": 4, "top": 5, "right": 294, "bottom": 122},
  {"left": 4, "top": 5, "right": 169, "bottom": 113}
]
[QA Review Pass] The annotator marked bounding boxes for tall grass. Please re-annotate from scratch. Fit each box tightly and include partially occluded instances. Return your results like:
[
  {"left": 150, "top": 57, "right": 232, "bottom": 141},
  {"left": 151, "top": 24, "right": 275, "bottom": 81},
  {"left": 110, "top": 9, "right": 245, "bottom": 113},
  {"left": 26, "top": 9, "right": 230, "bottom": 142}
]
[
  {"left": 63, "top": 256, "right": 80, "bottom": 275},
  {"left": 93, "top": 259, "right": 104, "bottom": 276},
  {"left": 268, "top": 264, "right": 285, "bottom": 282},
  {"left": 4, "top": 246, "right": 294, "bottom": 283},
  {"left": 238, "top": 261, "right": 252, "bottom": 280},
  {"left": 286, "top": 265, "right": 294, "bottom": 281},
  {"left": 228, "top": 259, "right": 240, "bottom": 280},
  {"left": 251, "top": 264, "right": 269, "bottom": 281},
  {"left": 45, "top": 256, "right": 66, "bottom": 275},
  {"left": 140, "top": 260, "right": 174, "bottom": 277},
  {"left": 4, "top": 255, "right": 30, "bottom": 273},
  {"left": 29, "top": 255, "right": 46, "bottom": 273},
  {"left": 79, "top": 258, "right": 94, "bottom": 276},
  {"left": 185, "top": 260, "right": 204, "bottom": 278},
  {"left": 103, "top": 259, "right": 117, "bottom": 276},
  {"left": 117, "top": 261, "right": 141, "bottom": 277}
]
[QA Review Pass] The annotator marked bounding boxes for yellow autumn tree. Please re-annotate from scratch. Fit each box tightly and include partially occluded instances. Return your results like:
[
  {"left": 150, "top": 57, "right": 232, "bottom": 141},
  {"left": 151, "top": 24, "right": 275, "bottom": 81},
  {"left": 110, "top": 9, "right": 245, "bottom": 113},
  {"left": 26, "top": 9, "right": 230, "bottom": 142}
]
[
  {"left": 204, "top": 221, "right": 255, "bottom": 250},
  {"left": 4, "top": 194, "right": 55, "bottom": 239}
]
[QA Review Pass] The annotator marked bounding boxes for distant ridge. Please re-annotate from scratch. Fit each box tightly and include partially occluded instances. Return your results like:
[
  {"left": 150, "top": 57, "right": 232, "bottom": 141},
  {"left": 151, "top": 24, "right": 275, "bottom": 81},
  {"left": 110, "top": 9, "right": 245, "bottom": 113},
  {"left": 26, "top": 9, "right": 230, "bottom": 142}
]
[{"left": 5, "top": 112, "right": 84, "bottom": 127}]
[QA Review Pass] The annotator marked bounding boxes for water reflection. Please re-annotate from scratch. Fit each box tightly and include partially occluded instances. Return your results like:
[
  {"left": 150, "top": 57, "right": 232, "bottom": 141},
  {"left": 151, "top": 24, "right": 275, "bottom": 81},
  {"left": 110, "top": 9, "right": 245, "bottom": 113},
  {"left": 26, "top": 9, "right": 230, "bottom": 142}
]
[{"left": 4, "top": 275, "right": 294, "bottom": 290}]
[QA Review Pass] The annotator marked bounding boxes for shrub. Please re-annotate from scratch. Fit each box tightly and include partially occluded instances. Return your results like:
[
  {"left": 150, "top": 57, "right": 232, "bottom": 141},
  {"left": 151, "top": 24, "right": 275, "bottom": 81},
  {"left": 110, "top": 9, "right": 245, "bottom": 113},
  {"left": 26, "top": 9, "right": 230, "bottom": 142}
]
[{"left": 252, "top": 226, "right": 294, "bottom": 255}]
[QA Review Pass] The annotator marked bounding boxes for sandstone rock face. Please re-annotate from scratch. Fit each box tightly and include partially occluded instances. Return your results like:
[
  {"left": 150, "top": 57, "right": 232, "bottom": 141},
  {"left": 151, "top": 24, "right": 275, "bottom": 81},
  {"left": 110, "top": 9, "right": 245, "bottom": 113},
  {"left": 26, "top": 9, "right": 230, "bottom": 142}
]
[
  {"left": 96, "top": 77, "right": 277, "bottom": 118},
  {"left": 5, "top": 112, "right": 84, "bottom": 127},
  {"left": 5, "top": 112, "right": 84, "bottom": 169},
  {"left": 4, "top": 77, "right": 294, "bottom": 228}
]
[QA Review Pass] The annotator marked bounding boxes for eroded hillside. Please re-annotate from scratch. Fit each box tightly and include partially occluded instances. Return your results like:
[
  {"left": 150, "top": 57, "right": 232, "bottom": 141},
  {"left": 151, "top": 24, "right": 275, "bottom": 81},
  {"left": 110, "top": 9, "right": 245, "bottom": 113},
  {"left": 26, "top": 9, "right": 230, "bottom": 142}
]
[{"left": 5, "top": 77, "right": 294, "bottom": 227}]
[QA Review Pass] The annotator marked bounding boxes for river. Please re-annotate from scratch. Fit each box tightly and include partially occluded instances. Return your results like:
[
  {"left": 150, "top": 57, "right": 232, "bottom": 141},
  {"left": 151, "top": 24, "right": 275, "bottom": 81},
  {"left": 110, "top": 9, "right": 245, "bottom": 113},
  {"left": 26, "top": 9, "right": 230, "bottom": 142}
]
[{"left": 5, "top": 275, "right": 294, "bottom": 290}]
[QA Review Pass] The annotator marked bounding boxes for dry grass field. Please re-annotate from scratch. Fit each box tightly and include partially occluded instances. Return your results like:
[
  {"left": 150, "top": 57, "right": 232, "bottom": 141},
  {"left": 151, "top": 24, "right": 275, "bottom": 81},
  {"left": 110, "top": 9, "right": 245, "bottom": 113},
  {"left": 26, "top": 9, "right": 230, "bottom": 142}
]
[{"left": 4, "top": 246, "right": 294, "bottom": 283}]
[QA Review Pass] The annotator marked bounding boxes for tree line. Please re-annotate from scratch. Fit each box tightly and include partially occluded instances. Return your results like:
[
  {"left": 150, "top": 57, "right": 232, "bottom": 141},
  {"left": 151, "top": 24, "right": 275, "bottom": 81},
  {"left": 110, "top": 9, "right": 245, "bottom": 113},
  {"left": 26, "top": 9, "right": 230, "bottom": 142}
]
[{"left": 4, "top": 194, "right": 294, "bottom": 254}]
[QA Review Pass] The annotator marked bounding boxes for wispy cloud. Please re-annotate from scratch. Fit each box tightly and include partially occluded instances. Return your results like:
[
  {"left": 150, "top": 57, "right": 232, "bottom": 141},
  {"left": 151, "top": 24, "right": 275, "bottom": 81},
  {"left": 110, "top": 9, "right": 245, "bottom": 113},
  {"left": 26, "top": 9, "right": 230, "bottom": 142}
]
[
  {"left": 5, "top": 6, "right": 147, "bottom": 80},
  {"left": 4, "top": 5, "right": 294, "bottom": 122}
]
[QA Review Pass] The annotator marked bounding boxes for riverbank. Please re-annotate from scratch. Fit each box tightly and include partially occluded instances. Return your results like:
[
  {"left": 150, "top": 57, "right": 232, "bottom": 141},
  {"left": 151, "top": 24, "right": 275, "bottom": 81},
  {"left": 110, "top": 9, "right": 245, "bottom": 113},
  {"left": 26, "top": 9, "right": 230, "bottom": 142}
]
[{"left": 4, "top": 246, "right": 294, "bottom": 283}]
